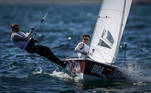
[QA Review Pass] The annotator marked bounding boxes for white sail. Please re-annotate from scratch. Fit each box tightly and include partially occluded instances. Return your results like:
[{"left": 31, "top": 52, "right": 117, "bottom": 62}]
[{"left": 88, "top": 0, "right": 132, "bottom": 64}]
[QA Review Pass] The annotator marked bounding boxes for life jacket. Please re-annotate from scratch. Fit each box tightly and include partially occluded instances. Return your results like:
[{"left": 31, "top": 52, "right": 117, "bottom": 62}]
[
  {"left": 76, "top": 42, "right": 89, "bottom": 58},
  {"left": 11, "top": 32, "right": 30, "bottom": 50}
]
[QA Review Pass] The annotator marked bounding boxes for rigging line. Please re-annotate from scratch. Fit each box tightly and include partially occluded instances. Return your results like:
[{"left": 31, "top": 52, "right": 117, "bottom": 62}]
[{"left": 33, "top": 12, "right": 48, "bottom": 39}]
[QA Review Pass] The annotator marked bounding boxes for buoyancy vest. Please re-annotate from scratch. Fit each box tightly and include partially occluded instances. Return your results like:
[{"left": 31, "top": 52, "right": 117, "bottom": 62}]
[
  {"left": 76, "top": 42, "right": 89, "bottom": 58},
  {"left": 11, "top": 32, "right": 30, "bottom": 50}
]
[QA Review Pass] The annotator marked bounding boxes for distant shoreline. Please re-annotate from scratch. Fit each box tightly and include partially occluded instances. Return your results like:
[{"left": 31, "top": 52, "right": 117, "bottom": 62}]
[{"left": 0, "top": 0, "right": 151, "bottom": 4}]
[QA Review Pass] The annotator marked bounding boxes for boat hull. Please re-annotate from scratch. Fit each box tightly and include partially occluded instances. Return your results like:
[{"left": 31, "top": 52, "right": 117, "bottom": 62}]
[{"left": 64, "top": 58, "right": 127, "bottom": 81}]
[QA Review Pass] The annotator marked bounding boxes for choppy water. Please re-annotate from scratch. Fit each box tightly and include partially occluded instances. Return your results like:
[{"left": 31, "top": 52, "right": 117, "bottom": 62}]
[{"left": 0, "top": 4, "right": 151, "bottom": 93}]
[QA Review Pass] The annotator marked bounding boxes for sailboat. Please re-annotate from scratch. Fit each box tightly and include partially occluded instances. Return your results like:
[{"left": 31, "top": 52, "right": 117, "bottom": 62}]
[{"left": 63, "top": 0, "right": 132, "bottom": 81}]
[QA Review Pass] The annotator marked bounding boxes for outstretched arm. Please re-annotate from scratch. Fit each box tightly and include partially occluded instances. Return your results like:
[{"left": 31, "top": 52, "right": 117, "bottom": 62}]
[{"left": 26, "top": 26, "right": 35, "bottom": 39}]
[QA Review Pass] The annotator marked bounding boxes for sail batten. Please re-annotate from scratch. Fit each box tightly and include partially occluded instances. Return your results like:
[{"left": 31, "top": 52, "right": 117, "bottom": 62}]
[{"left": 88, "top": 0, "right": 132, "bottom": 64}]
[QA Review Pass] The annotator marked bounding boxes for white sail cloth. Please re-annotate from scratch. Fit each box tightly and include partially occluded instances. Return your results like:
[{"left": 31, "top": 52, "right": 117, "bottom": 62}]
[{"left": 88, "top": 0, "right": 132, "bottom": 64}]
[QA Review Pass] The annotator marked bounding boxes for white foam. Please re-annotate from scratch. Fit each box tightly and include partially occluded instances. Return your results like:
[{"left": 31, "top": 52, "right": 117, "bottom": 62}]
[
  {"left": 32, "top": 66, "right": 43, "bottom": 75},
  {"left": 49, "top": 70, "right": 74, "bottom": 81}
]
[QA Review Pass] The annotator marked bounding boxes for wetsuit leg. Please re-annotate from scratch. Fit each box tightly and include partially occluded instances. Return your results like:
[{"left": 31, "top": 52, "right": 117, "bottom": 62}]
[
  {"left": 25, "top": 38, "right": 35, "bottom": 54},
  {"left": 25, "top": 39, "right": 67, "bottom": 68},
  {"left": 34, "top": 45, "right": 67, "bottom": 67}
]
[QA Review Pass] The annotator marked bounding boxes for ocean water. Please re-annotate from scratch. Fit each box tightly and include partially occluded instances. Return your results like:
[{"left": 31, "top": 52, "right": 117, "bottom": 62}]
[{"left": 0, "top": 3, "right": 151, "bottom": 93}]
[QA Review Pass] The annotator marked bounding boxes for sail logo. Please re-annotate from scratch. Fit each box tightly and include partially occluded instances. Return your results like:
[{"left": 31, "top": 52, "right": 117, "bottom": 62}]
[{"left": 91, "top": 64, "right": 104, "bottom": 76}]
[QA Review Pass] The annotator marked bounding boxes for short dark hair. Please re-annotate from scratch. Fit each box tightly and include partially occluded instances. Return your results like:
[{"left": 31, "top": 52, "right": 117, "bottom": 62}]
[
  {"left": 10, "top": 24, "right": 19, "bottom": 31},
  {"left": 83, "top": 34, "right": 90, "bottom": 38}
]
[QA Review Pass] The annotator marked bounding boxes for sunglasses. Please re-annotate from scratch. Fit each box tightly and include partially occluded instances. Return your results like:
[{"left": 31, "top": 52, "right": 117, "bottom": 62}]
[{"left": 84, "top": 38, "right": 89, "bottom": 40}]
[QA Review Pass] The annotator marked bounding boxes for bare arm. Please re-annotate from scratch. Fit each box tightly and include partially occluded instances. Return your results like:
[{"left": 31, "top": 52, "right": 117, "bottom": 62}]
[{"left": 26, "top": 27, "right": 35, "bottom": 39}]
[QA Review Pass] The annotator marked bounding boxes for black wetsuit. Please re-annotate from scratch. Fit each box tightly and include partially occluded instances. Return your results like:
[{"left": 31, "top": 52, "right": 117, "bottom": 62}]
[
  {"left": 26, "top": 38, "right": 66, "bottom": 67},
  {"left": 11, "top": 32, "right": 66, "bottom": 68}
]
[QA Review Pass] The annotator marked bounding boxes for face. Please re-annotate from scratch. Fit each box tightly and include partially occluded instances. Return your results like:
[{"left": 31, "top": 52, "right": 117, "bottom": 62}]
[{"left": 83, "top": 36, "right": 90, "bottom": 44}]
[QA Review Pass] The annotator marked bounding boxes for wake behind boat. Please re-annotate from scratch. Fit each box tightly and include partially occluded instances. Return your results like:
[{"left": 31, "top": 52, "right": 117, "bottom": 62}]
[{"left": 62, "top": 0, "right": 133, "bottom": 81}]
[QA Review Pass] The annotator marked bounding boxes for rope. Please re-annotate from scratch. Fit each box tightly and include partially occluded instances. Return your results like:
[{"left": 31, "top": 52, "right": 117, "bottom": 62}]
[{"left": 31, "top": 12, "right": 48, "bottom": 39}]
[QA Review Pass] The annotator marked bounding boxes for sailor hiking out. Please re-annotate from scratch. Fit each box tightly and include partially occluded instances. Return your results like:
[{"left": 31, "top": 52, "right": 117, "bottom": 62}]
[
  {"left": 75, "top": 34, "right": 90, "bottom": 58},
  {"left": 10, "top": 24, "right": 67, "bottom": 68}
]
